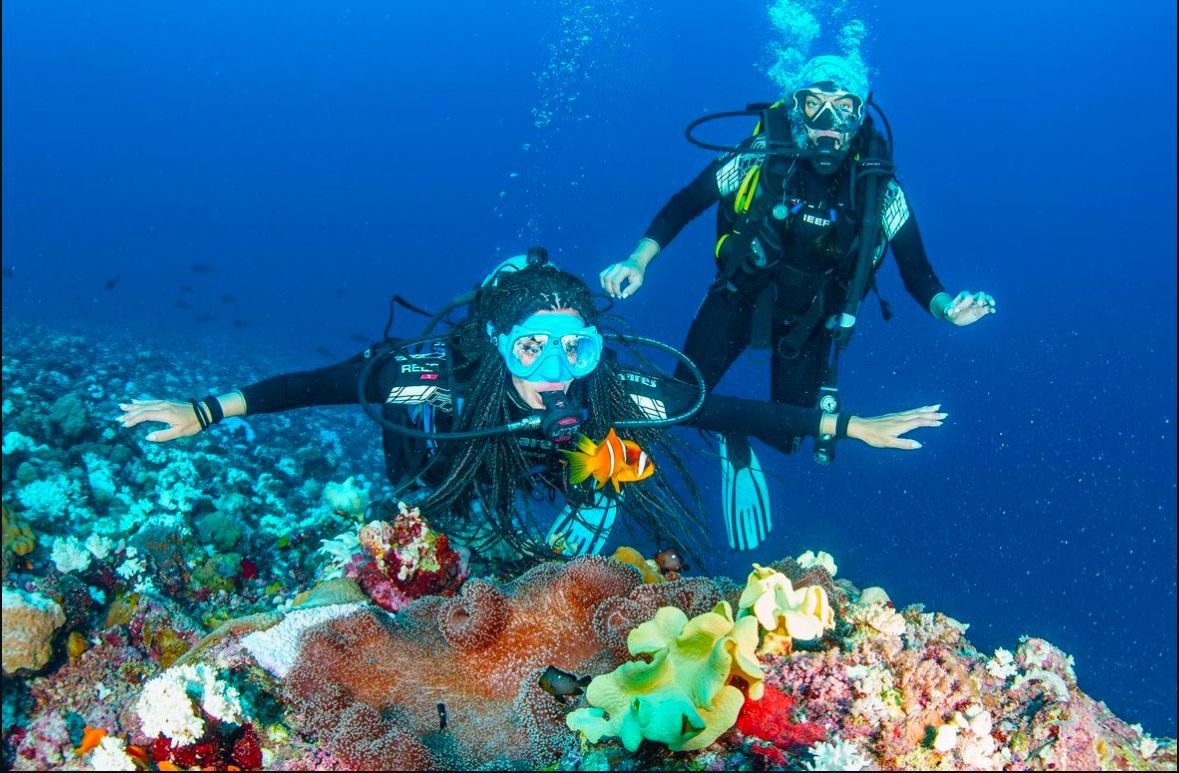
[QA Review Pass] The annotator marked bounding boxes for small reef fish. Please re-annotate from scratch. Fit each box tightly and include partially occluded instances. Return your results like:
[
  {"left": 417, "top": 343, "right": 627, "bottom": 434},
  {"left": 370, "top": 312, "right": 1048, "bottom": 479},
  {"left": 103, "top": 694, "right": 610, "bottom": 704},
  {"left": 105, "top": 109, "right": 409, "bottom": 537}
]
[
  {"left": 563, "top": 428, "right": 654, "bottom": 492},
  {"left": 654, "top": 548, "right": 689, "bottom": 581},
  {"left": 103, "top": 275, "right": 120, "bottom": 291},
  {"left": 538, "top": 665, "right": 592, "bottom": 704},
  {"left": 74, "top": 726, "right": 106, "bottom": 755}
]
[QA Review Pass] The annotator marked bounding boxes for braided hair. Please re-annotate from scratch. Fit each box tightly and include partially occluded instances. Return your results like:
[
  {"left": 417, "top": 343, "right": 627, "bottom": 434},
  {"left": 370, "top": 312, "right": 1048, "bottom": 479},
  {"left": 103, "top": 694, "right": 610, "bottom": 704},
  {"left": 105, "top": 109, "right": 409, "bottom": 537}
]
[{"left": 419, "top": 264, "right": 706, "bottom": 572}]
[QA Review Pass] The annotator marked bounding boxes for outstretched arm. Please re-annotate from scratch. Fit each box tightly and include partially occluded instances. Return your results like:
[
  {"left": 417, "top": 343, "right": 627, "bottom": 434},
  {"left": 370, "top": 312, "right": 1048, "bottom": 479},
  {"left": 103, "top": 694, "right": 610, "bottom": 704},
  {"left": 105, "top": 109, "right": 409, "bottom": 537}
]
[
  {"left": 117, "top": 348, "right": 389, "bottom": 443},
  {"left": 658, "top": 377, "right": 945, "bottom": 452}
]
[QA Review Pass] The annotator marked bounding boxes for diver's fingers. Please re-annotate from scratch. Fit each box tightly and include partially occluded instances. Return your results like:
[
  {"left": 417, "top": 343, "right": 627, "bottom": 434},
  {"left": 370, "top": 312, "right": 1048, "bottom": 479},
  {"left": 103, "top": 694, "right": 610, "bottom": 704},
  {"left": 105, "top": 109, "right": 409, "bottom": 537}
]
[
  {"left": 620, "top": 271, "right": 643, "bottom": 299},
  {"left": 896, "top": 418, "right": 943, "bottom": 434},
  {"left": 146, "top": 425, "right": 184, "bottom": 443},
  {"left": 600, "top": 265, "right": 624, "bottom": 297},
  {"left": 119, "top": 410, "right": 170, "bottom": 428}
]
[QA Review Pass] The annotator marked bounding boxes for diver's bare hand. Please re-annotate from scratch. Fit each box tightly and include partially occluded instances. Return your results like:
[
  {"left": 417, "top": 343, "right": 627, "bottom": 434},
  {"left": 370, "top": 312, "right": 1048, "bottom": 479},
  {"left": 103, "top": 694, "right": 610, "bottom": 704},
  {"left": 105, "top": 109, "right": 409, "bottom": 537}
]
[
  {"left": 599, "top": 258, "right": 647, "bottom": 299},
  {"left": 944, "top": 291, "right": 996, "bottom": 326},
  {"left": 847, "top": 405, "right": 947, "bottom": 450},
  {"left": 116, "top": 399, "right": 202, "bottom": 442}
]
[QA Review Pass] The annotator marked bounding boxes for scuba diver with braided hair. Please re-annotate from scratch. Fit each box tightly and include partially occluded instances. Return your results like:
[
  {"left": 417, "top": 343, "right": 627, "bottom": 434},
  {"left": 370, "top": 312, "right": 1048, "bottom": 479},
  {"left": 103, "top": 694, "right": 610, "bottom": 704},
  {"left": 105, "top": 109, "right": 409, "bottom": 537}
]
[
  {"left": 599, "top": 54, "right": 996, "bottom": 552},
  {"left": 118, "top": 250, "right": 946, "bottom": 569}
]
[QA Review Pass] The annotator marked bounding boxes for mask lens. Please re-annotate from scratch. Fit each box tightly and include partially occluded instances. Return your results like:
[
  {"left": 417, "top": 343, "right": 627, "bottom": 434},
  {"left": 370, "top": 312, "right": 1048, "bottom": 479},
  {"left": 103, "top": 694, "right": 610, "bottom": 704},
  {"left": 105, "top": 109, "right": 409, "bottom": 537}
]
[
  {"left": 560, "top": 334, "right": 598, "bottom": 370},
  {"left": 512, "top": 333, "right": 550, "bottom": 370}
]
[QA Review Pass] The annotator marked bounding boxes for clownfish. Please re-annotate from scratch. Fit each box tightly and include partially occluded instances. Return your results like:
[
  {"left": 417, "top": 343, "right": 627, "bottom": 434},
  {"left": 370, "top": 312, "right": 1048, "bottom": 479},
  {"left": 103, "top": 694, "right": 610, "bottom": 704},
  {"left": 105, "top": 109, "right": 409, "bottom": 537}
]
[{"left": 563, "top": 428, "right": 654, "bottom": 492}]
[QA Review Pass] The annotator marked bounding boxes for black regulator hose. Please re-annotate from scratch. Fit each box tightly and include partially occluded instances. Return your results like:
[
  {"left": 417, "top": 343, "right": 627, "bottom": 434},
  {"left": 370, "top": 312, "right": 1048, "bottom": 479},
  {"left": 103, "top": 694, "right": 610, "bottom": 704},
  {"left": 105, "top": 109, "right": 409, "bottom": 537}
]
[
  {"left": 684, "top": 106, "right": 816, "bottom": 158},
  {"left": 357, "top": 332, "right": 708, "bottom": 440}
]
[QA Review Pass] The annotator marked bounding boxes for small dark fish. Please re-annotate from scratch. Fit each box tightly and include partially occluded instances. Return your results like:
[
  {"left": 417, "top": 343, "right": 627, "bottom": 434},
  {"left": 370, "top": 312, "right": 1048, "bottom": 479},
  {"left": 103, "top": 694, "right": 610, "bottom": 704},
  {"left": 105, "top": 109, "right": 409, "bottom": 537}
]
[
  {"left": 193, "top": 313, "right": 215, "bottom": 323},
  {"left": 231, "top": 319, "right": 252, "bottom": 329},
  {"left": 333, "top": 287, "right": 346, "bottom": 295},
  {"left": 2, "top": 266, "right": 14, "bottom": 278},
  {"left": 436, "top": 702, "right": 447, "bottom": 731},
  {"left": 538, "top": 665, "right": 592, "bottom": 704},
  {"left": 348, "top": 333, "right": 369, "bottom": 343},
  {"left": 190, "top": 263, "right": 215, "bottom": 274},
  {"left": 173, "top": 299, "right": 193, "bottom": 309},
  {"left": 180, "top": 284, "right": 194, "bottom": 293},
  {"left": 104, "top": 275, "right": 121, "bottom": 291},
  {"left": 654, "top": 548, "right": 689, "bottom": 580},
  {"left": 220, "top": 293, "right": 237, "bottom": 303},
  {"left": 315, "top": 346, "right": 336, "bottom": 359}
]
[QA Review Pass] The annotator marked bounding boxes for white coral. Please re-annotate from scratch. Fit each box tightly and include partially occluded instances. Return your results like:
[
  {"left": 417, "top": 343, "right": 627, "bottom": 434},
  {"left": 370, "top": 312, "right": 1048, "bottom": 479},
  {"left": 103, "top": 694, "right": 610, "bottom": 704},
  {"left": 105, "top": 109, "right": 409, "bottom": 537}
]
[
  {"left": 84, "top": 533, "right": 114, "bottom": 560},
  {"left": 88, "top": 735, "right": 137, "bottom": 771},
  {"left": 135, "top": 663, "right": 243, "bottom": 745},
  {"left": 51, "top": 536, "right": 93, "bottom": 573},
  {"left": 986, "top": 647, "right": 1018, "bottom": 680},
  {"left": 803, "top": 737, "right": 871, "bottom": 771},
  {"left": 242, "top": 602, "right": 366, "bottom": 678},
  {"left": 317, "top": 529, "right": 361, "bottom": 580}
]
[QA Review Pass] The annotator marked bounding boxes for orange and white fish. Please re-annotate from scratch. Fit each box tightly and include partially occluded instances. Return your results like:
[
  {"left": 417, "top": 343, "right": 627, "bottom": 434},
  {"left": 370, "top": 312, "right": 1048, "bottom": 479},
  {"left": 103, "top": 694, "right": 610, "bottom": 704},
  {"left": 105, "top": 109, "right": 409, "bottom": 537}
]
[{"left": 564, "top": 428, "right": 655, "bottom": 492}]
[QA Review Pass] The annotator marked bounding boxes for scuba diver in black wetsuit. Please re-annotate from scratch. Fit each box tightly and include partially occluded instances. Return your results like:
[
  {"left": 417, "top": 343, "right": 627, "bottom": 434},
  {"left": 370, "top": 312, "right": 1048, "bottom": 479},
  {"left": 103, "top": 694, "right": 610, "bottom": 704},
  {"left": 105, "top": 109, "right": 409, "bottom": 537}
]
[
  {"left": 118, "top": 251, "right": 946, "bottom": 569},
  {"left": 599, "top": 55, "right": 996, "bottom": 552}
]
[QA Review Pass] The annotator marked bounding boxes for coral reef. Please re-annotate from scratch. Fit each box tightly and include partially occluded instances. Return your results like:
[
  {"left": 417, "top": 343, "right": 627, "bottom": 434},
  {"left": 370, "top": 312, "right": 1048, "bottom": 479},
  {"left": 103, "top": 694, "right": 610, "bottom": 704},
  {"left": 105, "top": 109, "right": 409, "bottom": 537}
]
[{"left": 1, "top": 323, "right": 1175, "bottom": 771}]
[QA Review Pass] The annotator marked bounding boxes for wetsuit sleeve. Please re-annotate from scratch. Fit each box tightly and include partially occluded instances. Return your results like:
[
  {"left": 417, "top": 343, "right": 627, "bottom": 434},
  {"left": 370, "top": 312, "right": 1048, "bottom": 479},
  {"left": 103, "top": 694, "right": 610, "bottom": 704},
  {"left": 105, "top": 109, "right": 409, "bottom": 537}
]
[
  {"left": 642, "top": 159, "right": 723, "bottom": 248},
  {"left": 651, "top": 377, "right": 823, "bottom": 455},
  {"left": 237, "top": 349, "right": 393, "bottom": 414},
  {"left": 882, "top": 179, "right": 946, "bottom": 310}
]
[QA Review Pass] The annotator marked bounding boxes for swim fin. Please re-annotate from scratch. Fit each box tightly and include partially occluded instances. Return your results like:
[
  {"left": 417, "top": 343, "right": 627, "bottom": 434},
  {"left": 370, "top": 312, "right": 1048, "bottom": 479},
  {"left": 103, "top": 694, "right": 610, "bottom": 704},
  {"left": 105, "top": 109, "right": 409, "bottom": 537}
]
[
  {"left": 546, "top": 491, "right": 618, "bottom": 557},
  {"left": 720, "top": 434, "right": 771, "bottom": 551}
]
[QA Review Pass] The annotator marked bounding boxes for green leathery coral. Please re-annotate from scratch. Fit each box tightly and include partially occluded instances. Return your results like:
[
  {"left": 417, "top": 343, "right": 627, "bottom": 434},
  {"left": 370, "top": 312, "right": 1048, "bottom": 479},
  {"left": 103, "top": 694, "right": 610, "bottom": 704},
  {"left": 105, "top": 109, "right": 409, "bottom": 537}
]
[{"left": 566, "top": 601, "right": 764, "bottom": 752}]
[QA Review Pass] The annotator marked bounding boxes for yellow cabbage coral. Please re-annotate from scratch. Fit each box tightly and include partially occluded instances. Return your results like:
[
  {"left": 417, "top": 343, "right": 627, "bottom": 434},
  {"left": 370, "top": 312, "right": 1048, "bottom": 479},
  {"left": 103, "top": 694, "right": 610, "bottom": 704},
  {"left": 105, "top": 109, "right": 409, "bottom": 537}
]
[
  {"left": 566, "top": 601, "right": 763, "bottom": 752},
  {"left": 737, "top": 563, "right": 835, "bottom": 655}
]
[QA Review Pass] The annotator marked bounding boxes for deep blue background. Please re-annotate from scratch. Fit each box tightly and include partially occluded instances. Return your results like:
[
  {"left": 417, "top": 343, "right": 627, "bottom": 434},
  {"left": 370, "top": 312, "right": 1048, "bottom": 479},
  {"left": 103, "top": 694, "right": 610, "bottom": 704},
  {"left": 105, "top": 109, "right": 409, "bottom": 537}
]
[{"left": 3, "top": 0, "right": 1175, "bottom": 736}]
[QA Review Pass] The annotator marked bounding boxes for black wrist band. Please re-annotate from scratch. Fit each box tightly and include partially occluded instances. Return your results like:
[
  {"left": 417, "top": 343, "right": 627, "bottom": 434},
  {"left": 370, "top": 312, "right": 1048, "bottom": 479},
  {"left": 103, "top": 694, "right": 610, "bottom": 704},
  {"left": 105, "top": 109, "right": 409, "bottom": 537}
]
[
  {"left": 201, "top": 394, "right": 224, "bottom": 425},
  {"left": 836, "top": 413, "right": 852, "bottom": 439},
  {"left": 188, "top": 398, "right": 209, "bottom": 430}
]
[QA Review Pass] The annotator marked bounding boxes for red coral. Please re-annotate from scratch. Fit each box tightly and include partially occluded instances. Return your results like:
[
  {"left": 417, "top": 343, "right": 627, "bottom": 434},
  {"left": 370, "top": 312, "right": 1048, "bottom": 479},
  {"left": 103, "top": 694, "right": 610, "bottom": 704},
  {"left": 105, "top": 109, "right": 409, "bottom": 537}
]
[
  {"left": 231, "top": 723, "right": 263, "bottom": 771},
  {"left": 737, "top": 685, "right": 827, "bottom": 749}
]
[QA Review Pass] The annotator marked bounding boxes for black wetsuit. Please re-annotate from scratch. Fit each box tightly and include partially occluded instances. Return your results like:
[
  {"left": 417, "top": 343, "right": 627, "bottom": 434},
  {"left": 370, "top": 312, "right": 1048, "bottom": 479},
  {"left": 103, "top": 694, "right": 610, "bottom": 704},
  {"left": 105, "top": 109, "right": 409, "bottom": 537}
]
[
  {"left": 237, "top": 341, "right": 830, "bottom": 490},
  {"left": 644, "top": 131, "right": 946, "bottom": 450}
]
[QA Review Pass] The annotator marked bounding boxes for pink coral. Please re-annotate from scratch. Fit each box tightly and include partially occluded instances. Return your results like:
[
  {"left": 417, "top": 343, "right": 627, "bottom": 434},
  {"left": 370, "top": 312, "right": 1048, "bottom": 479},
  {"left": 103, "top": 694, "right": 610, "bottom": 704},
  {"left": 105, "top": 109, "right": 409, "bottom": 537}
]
[{"left": 346, "top": 506, "right": 468, "bottom": 613}]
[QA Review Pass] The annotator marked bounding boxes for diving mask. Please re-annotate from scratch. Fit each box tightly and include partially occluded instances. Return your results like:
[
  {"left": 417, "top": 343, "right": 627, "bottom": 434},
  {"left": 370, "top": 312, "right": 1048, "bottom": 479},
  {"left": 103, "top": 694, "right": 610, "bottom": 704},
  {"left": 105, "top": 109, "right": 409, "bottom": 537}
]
[
  {"left": 792, "top": 85, "right": 864, "bottom": 172},
  {"left": 495, "top": 313, "right": 603, "bottom": 382}
]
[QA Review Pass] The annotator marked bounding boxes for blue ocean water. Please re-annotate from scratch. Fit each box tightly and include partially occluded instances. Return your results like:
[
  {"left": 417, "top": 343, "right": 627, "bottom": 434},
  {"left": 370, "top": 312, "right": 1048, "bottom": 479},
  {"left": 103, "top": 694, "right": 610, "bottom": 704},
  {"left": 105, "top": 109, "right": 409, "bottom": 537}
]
[{"left": 2, "top": 0, "right": 1174, "bottom": 739}]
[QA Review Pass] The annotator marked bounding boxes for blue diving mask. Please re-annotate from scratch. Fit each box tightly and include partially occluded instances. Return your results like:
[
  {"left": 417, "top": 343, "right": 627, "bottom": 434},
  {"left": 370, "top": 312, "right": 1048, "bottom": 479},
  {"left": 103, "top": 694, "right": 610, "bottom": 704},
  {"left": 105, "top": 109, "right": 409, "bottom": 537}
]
[{"left": 494, "top": 313, "right": 603, "bottom": 382}]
